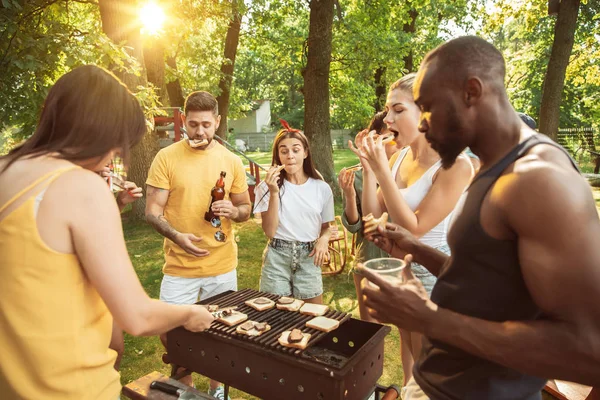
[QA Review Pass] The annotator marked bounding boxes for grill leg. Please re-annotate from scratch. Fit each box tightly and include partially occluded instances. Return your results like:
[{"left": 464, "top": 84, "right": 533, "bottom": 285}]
[{"left": 224, "top": 384, "right": 230, "bottom": 399}]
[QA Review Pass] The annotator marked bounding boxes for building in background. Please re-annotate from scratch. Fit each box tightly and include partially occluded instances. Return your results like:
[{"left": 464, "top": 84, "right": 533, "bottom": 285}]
[{"left": 228, "top": 100, "right": 271, "bottom": 134}]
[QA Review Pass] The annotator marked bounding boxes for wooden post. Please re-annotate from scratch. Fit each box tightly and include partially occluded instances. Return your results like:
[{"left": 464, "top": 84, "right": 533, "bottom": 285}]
[{"left": 174, "top": 108, "right": 182, "bottom": 142}]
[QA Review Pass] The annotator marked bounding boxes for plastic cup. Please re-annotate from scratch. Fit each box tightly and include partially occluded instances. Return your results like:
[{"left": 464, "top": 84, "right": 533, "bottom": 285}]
[{"left": 361, "top": 257, "right": 406, "bottom": 288}]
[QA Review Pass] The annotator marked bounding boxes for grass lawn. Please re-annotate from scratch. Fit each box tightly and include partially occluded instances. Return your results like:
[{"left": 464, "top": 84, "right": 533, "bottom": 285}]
[{"left": 119, "top": 148, "right": 404, "bottom": 399}]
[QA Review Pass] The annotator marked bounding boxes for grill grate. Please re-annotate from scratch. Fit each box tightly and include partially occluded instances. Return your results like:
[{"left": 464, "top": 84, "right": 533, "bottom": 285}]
[
  {"left": 166, "top": 289, "right": 391, "bottom": 400},
  {"left": 203, "top": 288, "right": 351, "bottom": 356}
]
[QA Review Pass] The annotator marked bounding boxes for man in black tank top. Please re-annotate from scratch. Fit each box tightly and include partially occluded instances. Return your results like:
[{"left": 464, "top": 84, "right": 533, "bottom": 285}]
[{"left": 358, "top": 36, "right": 600, "bottom": 399}]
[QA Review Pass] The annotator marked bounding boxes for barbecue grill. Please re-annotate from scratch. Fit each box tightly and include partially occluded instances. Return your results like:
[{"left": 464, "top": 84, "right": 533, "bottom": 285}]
[{"left": 165, "top": 288, "right": 392, "bottom": 400}]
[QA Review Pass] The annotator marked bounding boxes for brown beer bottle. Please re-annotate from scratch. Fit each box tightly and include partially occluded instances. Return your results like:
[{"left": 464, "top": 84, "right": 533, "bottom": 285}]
[{"left": 205, "top": 171, "right": 226, "bottom": 227}]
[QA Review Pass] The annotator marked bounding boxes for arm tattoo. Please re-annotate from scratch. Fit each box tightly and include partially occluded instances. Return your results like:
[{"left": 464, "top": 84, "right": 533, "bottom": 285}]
[{"left": 146, "top": 213, "right": 179, "bottom": 241}]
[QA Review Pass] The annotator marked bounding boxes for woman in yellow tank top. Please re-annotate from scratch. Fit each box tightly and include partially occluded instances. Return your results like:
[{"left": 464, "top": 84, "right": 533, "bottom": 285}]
[{"left": 0, "top": 65, "right": 214, "bottom": 400}]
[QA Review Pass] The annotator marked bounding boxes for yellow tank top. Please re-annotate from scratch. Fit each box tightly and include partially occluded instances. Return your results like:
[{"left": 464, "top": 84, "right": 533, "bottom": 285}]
[{"left": 0, "top": 167, "right": 120, "bottom": 399}]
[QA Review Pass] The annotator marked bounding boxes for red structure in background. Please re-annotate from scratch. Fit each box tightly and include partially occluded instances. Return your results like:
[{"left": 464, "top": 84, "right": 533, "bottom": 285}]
[
  {"left": 153, "top": 108, "right": 264, "bottom": 203},
  {"left": 154, "top": 107, "right": 183, "bottom": 142}
]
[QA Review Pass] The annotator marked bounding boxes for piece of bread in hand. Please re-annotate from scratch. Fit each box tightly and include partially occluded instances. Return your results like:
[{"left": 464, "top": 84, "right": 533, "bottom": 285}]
[
  {"left": 299, "top": 303, "right": 329, "bottom": 316},
  {"left": 362, "top": 212, "right": 388, "bottom": 235},
  {"left": 278, "top": 330, "right": 312, "bottom": 350},
  {"left": 276, "top": 297, "right": 305, "bottom": 312},
  {"left": 245, "top": 297, "right": 276, "bottom": 311},
  {"left": 217, "top": 311, "right": 248, "bottom": 326},
  {"left": 235, "top": 321, "right": 272, "bottom": 337},
  {"left": 306, "top": 316, "right": 340, "bottom": 332}
]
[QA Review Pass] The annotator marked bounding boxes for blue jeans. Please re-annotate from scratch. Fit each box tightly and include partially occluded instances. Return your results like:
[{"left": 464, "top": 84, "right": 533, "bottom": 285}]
[
  {"left": 259, "top": 239, "right": 323, "bottom": 299},
  {"left": 411, "top": 243, "right": 450, "bottom": 296}
]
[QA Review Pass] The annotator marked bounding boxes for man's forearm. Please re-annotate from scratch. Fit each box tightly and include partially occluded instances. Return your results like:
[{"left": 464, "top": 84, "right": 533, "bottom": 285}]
[
  {"left": 410, "top": 242, "right": 449, "bottom": 277},
  {"left": 146, "top": 213, "right": 180, "bottom": 241},
  {"left": 426, "top": 307, "right": 600, "bottom": 385},
  {"left": 232, "top": 203, "right": 251, "bottom": 222}
]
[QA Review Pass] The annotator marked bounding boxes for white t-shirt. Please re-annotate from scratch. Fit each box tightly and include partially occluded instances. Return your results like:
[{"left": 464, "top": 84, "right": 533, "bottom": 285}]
[{"left": 253, "top": 177, "right": 335, "bottom": 242}]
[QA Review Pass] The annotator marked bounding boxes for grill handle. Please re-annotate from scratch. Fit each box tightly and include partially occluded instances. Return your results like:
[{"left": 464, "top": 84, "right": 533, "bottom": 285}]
[{"left": 150, "top": 380, "right": 181, "bottom": 396}]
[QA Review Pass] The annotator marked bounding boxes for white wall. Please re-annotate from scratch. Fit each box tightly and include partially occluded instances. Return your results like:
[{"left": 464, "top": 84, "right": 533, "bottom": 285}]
[
  {"left": 228, "top": 113, "right": 257, "bottom": 133},
  {"left": 255, "top": 101, "right": 271, "bottom": 132},
  {"left": 229, "top": 101, "right": 271, "bottom": 133}
]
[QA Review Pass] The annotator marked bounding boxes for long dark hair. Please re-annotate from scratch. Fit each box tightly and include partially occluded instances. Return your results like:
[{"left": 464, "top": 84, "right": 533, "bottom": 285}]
[
  {"left": 1, "top": 65, "right": 146, "bottom": 173},
  {"left": 368, "top": 111, "right": 388, "bottom": 135}
]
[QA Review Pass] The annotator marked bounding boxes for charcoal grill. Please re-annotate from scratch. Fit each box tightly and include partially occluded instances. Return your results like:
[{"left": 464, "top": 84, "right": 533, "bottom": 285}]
[{"left": 165, "top": 289, "right": 391, "bottom": 400}]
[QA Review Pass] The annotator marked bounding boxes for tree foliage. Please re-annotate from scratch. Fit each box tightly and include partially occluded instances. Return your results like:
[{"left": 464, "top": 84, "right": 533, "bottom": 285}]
[
  {"left": 481, "top": 0, "right": 599, "bottom": 130},
  {"left": 0, "top": 0, "right": 141, "bottom": 137},
  {"left": 1, "top": 0, "right": 597, "bottom": 150}
]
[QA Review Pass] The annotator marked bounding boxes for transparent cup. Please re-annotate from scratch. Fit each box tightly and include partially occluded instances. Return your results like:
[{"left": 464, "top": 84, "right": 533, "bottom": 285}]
[{"left": 360, "top": 257, "right": 406, "bottom": 289}]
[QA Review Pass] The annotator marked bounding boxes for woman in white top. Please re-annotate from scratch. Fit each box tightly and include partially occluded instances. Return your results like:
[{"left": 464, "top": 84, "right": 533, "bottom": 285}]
[
  {"left": 351, "top": 73, "right": 473, "bottom": 387},
  {"left": 253, "top": 121, "right": 334, "bottom": 304}
]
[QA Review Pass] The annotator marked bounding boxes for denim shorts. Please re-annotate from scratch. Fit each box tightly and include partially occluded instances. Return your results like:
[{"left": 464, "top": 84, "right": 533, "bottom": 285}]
[
  {"left": 411, "top": 243, "right": 450, "bottom": 296},
  {"left": 259, "top": 238, "right": 323, "bottom": 300}
]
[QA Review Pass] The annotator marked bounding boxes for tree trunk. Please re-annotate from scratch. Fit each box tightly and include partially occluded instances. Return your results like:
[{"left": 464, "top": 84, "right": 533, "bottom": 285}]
[
  {"left": 144, "top": 39, "right": 169, "bottom": 106},
  {"left": 216, "top": 0, "right": 243, "bottom": 140},
  {"left": 166, "top": 55, "right": 185, "bottom": 108},
  {"left": 402, "top": 9, "right": 418, "bottom": 72},
  {"left": 373, "top": 66, "right": 386, "bottom": 112},
  {"left": 303, "top": 0, "right": 338, "bottom": 196},
  {"left": 99, "top": 0, "right": 159, "bottom": 220},
  {"left": 539, "top": 0, "right": 580, "bottom": 141}
]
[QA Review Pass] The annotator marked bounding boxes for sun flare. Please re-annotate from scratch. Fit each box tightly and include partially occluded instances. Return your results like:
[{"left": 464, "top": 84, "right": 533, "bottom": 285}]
[{"left": 139, "top": 2, "right": 165, "bottom": 36}]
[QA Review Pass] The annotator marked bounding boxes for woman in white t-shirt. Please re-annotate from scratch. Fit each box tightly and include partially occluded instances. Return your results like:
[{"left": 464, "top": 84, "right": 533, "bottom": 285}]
[
  {"left": 253, "top": 121, "right": 334, "bottom": 304},
  {"left": 351, "top": 73, "right": 473, "bottom": 388}
]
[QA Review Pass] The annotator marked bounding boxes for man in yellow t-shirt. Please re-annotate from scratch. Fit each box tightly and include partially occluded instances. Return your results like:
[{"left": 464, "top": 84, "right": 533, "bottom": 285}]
[{"left": 145, "top": 91, "right": 250, "bottom": 398}]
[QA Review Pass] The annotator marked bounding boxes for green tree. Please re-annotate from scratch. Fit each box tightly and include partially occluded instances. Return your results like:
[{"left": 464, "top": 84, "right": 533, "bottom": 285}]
[
  {"left": 303, "top": 0, "right": 337, "bottom": 193},
  {"left": 99, "top": 0, "right": 161, "bottom": 220},
  {"left": 539, "top": 0, "right": 581, "bottom": 140},
  {"left": 216, "top": 0, "right": 244, "bottom": 139},
  {"left": 481, "top": 0, "right": 599, "bottom": 133}
]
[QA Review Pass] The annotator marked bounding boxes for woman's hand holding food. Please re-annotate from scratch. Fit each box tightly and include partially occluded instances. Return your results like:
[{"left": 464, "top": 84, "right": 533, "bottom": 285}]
[
  {"left": 360, "top": 131, "right": 394, "bottom": 174},
  {"left": 183, "top": 304, "right": 215, "bottom": 332},
  {"left": 348, "top": 129, "right": 374, "bottom": 174},
  {"left": 265, "top": 164, "right": 284, "bottom": 194},
  {"left": 338, "top": 168, "right": 356, "bottom": 199}
]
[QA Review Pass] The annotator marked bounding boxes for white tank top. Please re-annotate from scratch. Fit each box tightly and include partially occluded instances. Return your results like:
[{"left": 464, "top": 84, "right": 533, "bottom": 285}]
[{"left": 390, "top": 147, "right": 451, "bottom": 249}]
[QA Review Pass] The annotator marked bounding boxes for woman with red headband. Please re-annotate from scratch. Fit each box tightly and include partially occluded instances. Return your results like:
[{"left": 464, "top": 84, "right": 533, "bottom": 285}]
[{"left": 253, "top": 120, "right": 334, "bottom": 304}]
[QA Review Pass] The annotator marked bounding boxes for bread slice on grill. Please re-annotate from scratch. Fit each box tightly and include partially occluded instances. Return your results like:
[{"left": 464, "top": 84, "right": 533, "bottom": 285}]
[
  {"left": 299, "top": 303, "right": 329, "bottom": 316},
  {"left": 306, "top": 316, "right": 340, "bottom": 332},
  {"left": 235, "top": 321, "right": 272, "bottom": 337},
  {"left": 216, "top": 311, "right": 248, "bottom": 326},
  {"left": 245, "top": 297, "right": 276, "bottom": 311},
  {"left": 276, "top": 297, "right": 305, "bottom": 312},
  {"left": 278, "top": 330, "right": 312, "bottom": 349}
]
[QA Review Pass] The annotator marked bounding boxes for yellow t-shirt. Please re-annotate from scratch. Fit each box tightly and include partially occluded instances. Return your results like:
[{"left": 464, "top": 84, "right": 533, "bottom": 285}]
[{"left": 146, "top": 141, "right": 249, "bottom": 277}]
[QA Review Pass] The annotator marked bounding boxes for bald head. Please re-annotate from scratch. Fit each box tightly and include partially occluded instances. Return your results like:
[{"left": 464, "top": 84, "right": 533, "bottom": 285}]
[{"left": 422, "top": 36, "right": 506, "bottom": 91}]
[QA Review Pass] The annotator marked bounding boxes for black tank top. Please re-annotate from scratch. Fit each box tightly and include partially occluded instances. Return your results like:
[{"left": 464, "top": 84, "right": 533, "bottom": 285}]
[{"left": 413, "top": 135, "right": 579, "bottom": 400}]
